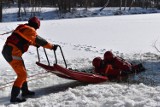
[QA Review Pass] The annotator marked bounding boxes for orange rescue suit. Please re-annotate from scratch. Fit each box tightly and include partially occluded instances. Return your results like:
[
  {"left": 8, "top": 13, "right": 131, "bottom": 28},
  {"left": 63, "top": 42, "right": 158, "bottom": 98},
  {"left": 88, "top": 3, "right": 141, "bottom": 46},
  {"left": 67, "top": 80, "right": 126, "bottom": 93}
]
[{"left": 2, "top": 24, "right": 53, "bottom": 88}]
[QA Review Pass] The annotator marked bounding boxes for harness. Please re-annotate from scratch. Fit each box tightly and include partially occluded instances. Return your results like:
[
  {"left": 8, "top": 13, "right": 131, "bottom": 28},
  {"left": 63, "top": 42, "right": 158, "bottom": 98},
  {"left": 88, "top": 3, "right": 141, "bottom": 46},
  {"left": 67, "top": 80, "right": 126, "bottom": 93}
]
[{"left": 6, "top": 24, "right": 36, "bottom": 53}]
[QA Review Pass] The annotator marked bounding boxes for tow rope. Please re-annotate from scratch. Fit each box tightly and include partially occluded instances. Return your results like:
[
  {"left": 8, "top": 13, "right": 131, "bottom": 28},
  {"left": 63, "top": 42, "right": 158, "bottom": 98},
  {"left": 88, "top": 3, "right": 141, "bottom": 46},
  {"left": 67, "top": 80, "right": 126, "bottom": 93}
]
[
  {"left": 0, "top": 30, "right": 13, "bottom": 36},
  {"left": 0, "top": 71, "right": 50, "bottom": 90}
]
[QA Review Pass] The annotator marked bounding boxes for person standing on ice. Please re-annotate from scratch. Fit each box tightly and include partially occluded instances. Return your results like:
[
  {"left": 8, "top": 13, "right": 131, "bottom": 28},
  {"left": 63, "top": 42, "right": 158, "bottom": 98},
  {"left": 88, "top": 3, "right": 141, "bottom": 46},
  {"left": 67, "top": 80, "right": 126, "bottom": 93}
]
[{"left": 2, "top": 16, "right": 58, "bottom": 103}]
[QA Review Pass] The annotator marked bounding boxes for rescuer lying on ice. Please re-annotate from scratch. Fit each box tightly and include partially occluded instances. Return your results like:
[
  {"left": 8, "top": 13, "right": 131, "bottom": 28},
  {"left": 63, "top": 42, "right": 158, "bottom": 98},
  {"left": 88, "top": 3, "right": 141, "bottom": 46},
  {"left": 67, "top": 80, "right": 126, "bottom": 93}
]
[
  {"left": 92, "top": 51, "right": 145, "bottom": 80},
  {"left": 2, "top": 16, "right": 58, "bottom": 103}
]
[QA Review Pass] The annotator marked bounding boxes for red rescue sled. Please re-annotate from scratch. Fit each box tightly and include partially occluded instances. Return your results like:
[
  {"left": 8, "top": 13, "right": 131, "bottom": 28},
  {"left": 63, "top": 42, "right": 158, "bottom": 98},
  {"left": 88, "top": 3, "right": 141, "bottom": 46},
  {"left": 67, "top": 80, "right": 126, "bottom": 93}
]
[{"left": 36, "top": 45, "right": 108, "bottom": 83}]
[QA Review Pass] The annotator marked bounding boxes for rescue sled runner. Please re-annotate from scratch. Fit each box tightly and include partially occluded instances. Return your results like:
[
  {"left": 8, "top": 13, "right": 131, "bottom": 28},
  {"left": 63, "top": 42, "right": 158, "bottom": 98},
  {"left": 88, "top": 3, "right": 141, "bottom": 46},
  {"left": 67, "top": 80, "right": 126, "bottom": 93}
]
[{"left": 36, "top": 45, "right": 108, "bottom": 83}]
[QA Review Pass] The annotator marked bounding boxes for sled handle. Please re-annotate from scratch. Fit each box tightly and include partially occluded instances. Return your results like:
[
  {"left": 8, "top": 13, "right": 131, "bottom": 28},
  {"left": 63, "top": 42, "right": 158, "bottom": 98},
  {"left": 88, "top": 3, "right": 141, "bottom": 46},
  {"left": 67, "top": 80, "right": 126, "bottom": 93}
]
[
  {"left": 36, "top": 47, "right": 50, "bottom": 66},
  {"left": 44, "top": 48, "right": 50, "bottom": 66},
  {"left": 36, "top": 45, "right": 67, "bottom": 68},
  {"left": 53, "top": 45, "right": 67, "bottom": 68},
  {"left": 37, "top": 47, "right": 40, "bottom": 62}
]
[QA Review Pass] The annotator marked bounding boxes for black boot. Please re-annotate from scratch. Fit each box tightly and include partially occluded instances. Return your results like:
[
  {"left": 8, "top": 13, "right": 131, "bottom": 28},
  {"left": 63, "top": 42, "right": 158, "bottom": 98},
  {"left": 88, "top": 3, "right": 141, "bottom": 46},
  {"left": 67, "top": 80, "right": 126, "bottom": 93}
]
[
  {"left": 137, "top": 63, "right": 145, "bottom": 71},
  {"left": 21, "top": 82, "right": 35, "bottom": 97},
  {"left": 10, "top": 86, "right": 26, "bottom": 103},
  {"left": 132, "top": 63, "right": 145, "bottom": 73}
]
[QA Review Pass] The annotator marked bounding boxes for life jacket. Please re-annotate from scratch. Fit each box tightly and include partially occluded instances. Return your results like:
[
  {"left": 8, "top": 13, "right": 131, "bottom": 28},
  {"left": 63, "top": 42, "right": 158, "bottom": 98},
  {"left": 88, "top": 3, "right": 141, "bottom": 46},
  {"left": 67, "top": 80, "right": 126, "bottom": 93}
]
[
  {"left": 94, "top": 64, "right": 121, "bottom": 77},
  {"left": 6, "top": 24, "right": 37, "bottom": 53},
  {"left": 112, "top": 57, "right": 132, "bottom": 71}
]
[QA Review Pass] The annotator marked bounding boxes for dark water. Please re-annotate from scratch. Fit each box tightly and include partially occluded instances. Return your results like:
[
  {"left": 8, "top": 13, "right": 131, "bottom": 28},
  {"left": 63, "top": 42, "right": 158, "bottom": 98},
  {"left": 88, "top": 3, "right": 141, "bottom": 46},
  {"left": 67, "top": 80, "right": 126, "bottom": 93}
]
[
  {"left": 127, "top": 61, "right": 160, "bottom": 86},
  {"left": 76, "top": 60, "right": 160, "bottom": 86}
]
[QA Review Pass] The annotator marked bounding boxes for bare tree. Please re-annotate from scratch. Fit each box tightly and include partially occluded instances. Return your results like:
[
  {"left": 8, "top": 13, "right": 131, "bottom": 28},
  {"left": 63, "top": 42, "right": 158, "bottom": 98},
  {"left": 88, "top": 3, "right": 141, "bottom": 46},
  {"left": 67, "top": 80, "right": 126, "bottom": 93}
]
[
  {"left": 99, "top": 0, "right": 110, "bottom": 12},
  {"left": 124, "top": 0, "right": 128, "bottom": 10},
  {"left": 84, "top": 0, "right": 89, "bottom": 10},
  {"left": 0, "top": 0, "right": 2, "bottom": 22},
  {"left": 57, "top": 0, "right": 66, "bottom": 13},
  {"left": 153, "top": 40, "right": 160, "bottom": 53},
  {"left": 119, "top": 0, "right": 122, "bottom": 10},
  {"left": 18, "top": 0, "right": 22, "bottom": 18},
  {"left": 129, "top": 0, "right": 135, "bottom": 10},
  {"left": 0, "top": 0, "right": 159, "bottom": 21},
  {"left": 30, "top": 0, "right": 42, "bottom": 17}
]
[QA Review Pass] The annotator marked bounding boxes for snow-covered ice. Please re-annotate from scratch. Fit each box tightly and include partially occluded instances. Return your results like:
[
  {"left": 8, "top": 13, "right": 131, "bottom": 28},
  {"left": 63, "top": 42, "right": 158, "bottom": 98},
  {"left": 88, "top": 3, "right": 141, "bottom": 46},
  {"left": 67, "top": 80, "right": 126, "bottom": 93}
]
[{"left": 0, "top": 8, "right": 160, "bottom": 107}]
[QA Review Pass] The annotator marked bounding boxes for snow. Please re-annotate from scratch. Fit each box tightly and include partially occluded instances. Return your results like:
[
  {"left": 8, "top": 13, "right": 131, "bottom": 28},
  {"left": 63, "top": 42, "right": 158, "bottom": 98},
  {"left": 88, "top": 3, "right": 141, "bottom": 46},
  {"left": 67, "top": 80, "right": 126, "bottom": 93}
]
[{"left": 0, "top": 8, "right": 160, "bottom": 107}]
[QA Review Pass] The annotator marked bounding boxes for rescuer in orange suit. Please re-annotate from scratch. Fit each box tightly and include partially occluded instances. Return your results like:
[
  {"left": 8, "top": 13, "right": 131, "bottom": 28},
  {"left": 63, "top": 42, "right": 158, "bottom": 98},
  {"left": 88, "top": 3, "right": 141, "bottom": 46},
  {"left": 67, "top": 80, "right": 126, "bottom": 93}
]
[
  {"left": 92, "top": 51, "right": 145, "bottom": 80},
  {"left": 2, "top": 16, "right": 58, "bottom": 103}
]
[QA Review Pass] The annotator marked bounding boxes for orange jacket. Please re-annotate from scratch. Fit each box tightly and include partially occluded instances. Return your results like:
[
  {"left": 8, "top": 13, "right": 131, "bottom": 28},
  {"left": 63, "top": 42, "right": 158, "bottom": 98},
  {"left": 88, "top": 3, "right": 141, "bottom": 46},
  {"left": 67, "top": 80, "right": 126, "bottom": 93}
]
[
  {"left": 94, "top": 64, "right": 121, "bottom": 76},
  {"left": 109, "top": 57, "right": 132, "bottom": 71},
  {"left": 5, "top": 24, "right": 53, "bottom": 56}
]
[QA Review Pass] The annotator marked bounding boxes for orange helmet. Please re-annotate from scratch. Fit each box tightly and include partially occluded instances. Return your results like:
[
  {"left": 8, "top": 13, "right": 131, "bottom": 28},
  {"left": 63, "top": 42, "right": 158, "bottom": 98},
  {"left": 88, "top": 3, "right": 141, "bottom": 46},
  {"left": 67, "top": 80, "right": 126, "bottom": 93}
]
[
  {"left": 28, "top": 16, "right": 40, "bottom": 29},
  {"left": 92, "top": 57, "right": 102, "bottom": 68},
  {"left": 104, "top": 51, "right": 114, "bottom": 61}
]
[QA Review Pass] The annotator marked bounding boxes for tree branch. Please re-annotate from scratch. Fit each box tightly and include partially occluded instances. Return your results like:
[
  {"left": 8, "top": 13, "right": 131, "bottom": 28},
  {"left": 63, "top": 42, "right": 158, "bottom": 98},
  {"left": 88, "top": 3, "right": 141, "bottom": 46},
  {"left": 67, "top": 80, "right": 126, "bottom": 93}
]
[{"left": 153, "top": 40, "right": 160, "bottom": 53}]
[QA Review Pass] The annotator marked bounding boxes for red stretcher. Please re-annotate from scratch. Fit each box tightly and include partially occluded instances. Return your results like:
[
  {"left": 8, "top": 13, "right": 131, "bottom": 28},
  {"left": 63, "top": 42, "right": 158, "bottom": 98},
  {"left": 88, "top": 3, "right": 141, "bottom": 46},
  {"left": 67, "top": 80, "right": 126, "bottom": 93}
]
[{"left": 36, "top": 45, "right": 108, "bottom": 83}]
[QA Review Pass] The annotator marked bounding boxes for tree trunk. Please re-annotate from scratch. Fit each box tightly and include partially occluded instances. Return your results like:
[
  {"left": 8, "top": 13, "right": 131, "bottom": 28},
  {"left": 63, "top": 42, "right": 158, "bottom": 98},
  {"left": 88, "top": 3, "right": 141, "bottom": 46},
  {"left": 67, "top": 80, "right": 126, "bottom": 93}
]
[
  {"left": 129, "top": 0, "right": 134, "bottom": 10},
  {"left": 119, "top": 0, "right": 122, "bottom": 10},
  {"left": 124, "top": 0, "right": 127, "bottom": 10},
  {"left": 99, "top": 0, "right": 110, "bottom": 12},
  {"left": 85, "top": 0, "right": 88, "bottom": 10},
  {"left": 18, "top": 0, "right": 21, "bottom": 18},
  {"left": 0, "top": 0, "right": 2, "bottom": 22}
]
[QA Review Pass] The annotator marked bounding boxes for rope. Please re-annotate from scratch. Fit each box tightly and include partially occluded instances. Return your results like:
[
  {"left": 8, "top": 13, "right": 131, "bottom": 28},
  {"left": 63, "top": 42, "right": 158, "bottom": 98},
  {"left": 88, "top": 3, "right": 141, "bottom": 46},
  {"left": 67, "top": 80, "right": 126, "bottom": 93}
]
[
  {"left": 0, "top": 71, "right": 50, "bottom": 90},
  {"left": 27, "top": 71, "right": 50, "bottom": 78},
  {"left": 0, "top": 30, "right": 13, "bottom": 36}
]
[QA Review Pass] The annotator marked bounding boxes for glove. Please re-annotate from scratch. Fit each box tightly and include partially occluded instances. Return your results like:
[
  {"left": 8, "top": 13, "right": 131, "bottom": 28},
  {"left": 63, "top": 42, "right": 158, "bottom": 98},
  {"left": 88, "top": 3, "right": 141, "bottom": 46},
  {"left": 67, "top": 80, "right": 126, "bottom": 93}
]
[
  {"left": 52, "top": 44, "right": 58, "bottom": 51},
  {"left": 35, "top": 44, "right": 40, "bottom": 48}
]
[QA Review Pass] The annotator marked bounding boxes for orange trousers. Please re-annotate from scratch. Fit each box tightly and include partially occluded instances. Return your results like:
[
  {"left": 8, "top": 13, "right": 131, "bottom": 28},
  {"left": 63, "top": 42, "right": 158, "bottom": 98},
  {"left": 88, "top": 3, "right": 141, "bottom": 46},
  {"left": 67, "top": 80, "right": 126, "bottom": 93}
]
[{"left": 9, "top": 59, "right": 27, "bottom": 88}]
